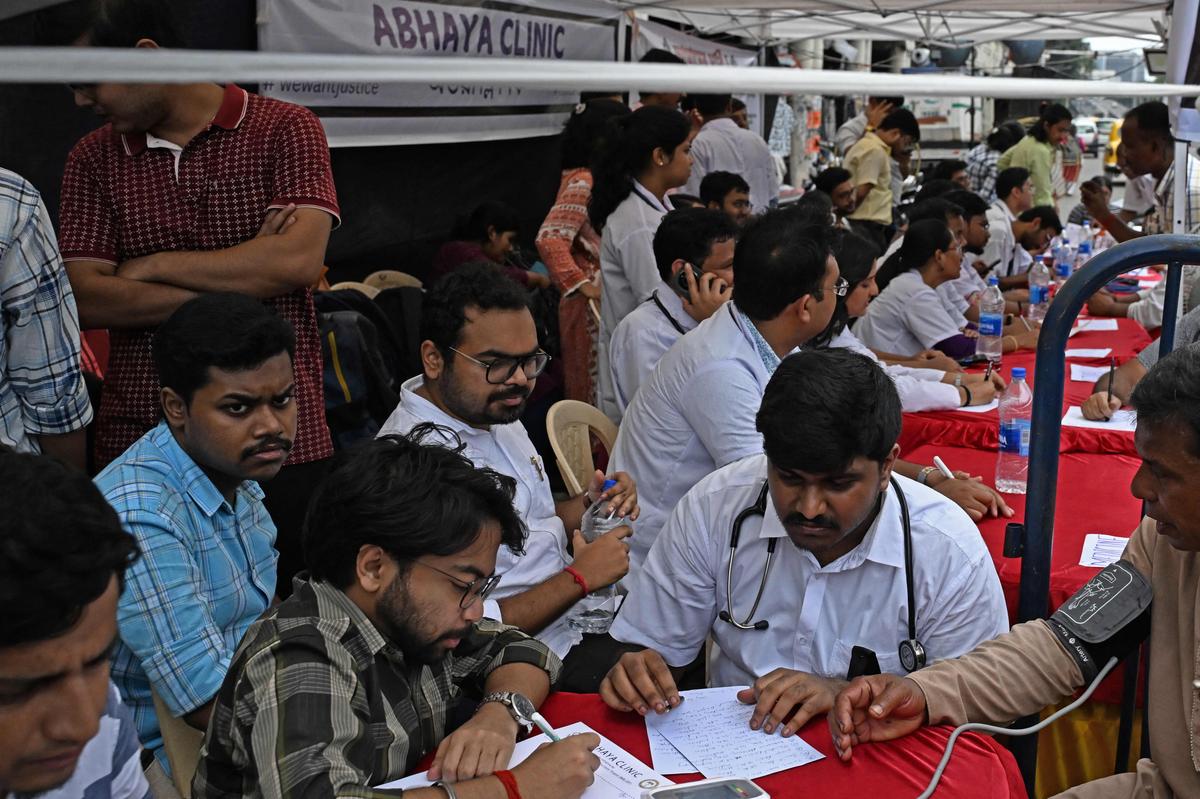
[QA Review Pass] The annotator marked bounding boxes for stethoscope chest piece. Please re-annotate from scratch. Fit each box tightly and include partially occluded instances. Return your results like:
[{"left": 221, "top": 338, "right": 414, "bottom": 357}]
[{"left": 898, "top": 638, "right": 927, "bottom": 673}]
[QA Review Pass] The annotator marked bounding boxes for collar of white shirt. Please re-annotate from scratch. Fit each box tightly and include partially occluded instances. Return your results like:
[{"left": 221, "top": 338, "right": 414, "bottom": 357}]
[
  {"left": 991, "top": 198, "right": 1016, "bottom": 222},
  {"left": 632, "top": 180, "right": 670, "bottom": 214},
  {"left": 755, "top": 476, "right": 906, "bottom": 571},
  {"left": 395, "top": 375, "right": 494, "bottom": 444}
]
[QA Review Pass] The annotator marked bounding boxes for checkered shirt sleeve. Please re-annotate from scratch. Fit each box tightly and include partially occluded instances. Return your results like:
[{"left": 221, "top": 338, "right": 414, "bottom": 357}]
[
  {"left": 0, "top": 169, "right": 92, "bottom": 448},
  {"left": 270, "top": 105, "right": 341, "bottom": 225}
]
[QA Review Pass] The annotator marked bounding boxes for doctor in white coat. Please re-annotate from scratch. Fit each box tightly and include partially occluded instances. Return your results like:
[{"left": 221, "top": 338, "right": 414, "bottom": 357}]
[{"left": 600, "top": 349, "right": 1009, "bottom": 735}]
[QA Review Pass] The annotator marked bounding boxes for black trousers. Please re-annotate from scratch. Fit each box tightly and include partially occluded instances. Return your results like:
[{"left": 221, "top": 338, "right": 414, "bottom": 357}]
[{"left": 261, "top": 458, "right": 332, "bottom": 598}]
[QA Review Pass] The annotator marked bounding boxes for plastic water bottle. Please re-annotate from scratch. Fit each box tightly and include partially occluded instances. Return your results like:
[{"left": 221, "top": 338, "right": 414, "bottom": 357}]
[
  {"left": 1027, "top": 256, "right": 1051, "bottom": 322},
  {"left": 1052, "top": 243, "right": 1073, "bottom": 287},
  {"left": 567, "top": 479, "right": 623, "bottom": 634},
  {"left": 976, "top": 276, "right": 1005, "bottom": 364},
  {"left": 996, "top": 368, "right": 1033, "bottom": 494},
  {"left": 1074, "top": 240, "right": 1093, "bottom": 273}
]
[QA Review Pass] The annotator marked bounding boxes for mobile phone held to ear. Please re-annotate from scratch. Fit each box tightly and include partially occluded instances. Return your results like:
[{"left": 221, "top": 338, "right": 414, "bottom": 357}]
[{"left": 675, "top": 263, "right": 702, "bottom": 296}]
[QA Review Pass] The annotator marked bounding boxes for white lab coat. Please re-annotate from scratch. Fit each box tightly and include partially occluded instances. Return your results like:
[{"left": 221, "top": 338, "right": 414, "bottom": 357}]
[
  {"left": 829, "top": 328, "right": 962, "bottom": 412},
  {"left": 854, "top": 272, "right": 964, "bottom": 357},
  {"left": 599, "top": 284, "right": 699, "bottom": 423},
  {"left": 598, "top": 182, "right": 669, "bottom": 353},
  {"left": 610, "top": 455, "right": 1010, "bottom": 687},
  {"left": 610, "top": 303, "right": 780, "bottom": 572},
  {"left": 377, "top": 377, "right": 581, "bottom": 658}
]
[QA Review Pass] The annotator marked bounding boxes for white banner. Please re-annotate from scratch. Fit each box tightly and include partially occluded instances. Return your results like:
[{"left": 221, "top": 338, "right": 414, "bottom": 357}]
[
  {"left": 257, "top": 0, "right": 620, "bottom": 146},
  {"left": 631, "top": 19, "right": 763, "bottom": 136}
]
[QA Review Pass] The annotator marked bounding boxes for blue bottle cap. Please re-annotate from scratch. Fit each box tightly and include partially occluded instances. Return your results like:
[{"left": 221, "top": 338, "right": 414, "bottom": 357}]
[
  {"left": 1012, "top": 367, "right": 1026, "bottom": 380},
  {"left": 988, "top": 276, "right": 999, "bottom": 286},
  {"left": 602, "top": 478, "right": 618, "bottom": 491}
]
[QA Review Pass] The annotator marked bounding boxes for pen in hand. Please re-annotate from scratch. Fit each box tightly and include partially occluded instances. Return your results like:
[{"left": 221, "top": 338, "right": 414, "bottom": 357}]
[
  {"left": 932, "top": 456, "right": 956, "bottom": 481},
  {"left": 1106, "top": 356, "right": 1117, "bottom": 417}
]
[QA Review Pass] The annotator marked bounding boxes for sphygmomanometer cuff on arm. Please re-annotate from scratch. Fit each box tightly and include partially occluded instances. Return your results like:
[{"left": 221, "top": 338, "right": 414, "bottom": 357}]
[{"left": 1046, "top": 559, "right": 1152, "bottom": 684}]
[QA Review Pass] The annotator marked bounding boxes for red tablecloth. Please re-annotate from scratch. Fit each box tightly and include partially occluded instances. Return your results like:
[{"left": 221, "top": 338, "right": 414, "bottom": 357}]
[
  {"left": 537, "top": 693, "right": 1028, "bottom": 799},
  {"left": 903, "top": 444, "right": 1144, "bottom": 704},
  {"left": 898, "top": 318, "right": 1151, "bottom": 456}
]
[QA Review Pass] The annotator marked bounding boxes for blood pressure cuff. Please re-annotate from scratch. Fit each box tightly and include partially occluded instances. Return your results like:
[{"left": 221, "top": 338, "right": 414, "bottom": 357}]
[{"left": 1046, "top": 560, "right": 1152, "bottom": 683}]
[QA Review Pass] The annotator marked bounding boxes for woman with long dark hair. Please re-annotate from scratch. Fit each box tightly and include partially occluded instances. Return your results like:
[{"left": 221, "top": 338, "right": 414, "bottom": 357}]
[
  {"left": 996, "top": 103, "right": 1072, "bottom": 207},
  {"left": 535, "top": 99, "right": 629, "bottom": 404},
  {"left": 591, "top": 106, "right": 692, "bottom": 352},
  {"left": 816, "top": 229, "right": 999, "bottom": 409},
  {"left": 854, "top": 219, "right": 1039, "bottom": 358}
]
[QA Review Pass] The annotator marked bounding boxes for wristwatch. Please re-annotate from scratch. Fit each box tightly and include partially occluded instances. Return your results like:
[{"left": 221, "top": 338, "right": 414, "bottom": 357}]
[{"left": 478, "top": 691, "right": 536, "bottom": 733}]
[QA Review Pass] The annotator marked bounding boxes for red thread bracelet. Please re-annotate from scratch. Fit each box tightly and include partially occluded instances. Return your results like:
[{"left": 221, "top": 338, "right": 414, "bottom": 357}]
[
  {"left": 563, "top": 566, "right": 589, "bottom": 598},
  {"left": 494, "top": 769, "right": 522, "bottom": 799}
]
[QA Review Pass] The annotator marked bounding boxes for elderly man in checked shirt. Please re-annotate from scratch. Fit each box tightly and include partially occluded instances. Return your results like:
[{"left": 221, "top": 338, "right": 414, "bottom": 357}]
[{"left": 194, "top": 431, "right": 602, "bottom": 799}]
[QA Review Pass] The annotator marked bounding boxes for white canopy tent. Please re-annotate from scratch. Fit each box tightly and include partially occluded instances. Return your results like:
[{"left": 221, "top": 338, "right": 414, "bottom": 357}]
[{"left": 623, "top": 1, "right": 1168, "bottom": 46}]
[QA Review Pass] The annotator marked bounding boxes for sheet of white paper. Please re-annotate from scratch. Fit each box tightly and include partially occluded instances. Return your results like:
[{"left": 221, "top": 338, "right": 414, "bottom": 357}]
[
  {"left": 646, "top": 726, "right": 697, "bottom": 774},
  {"left": 1078, "top": 318, "right": 1120, "bottom": 332},
  {"left": 376, "top": 722, "right": 672, "bottom": 796},
  {"left": 1070, "top": 364, "right": 1111, "bottom": 383},
  {"left": 1061, "top": 405, "right": 1137, "bottom": 432},
  {"left": 1065, "top": 348, "right": 1112, "bottom": 359},
  {"left": 1079, "top": 534, "right": 1130, "bottom": 568},
  {"left": 645, "top": 687, "right": 824, "bottom": 780},
  {"left": 955, "top": 398, "right": 999, "bottom": 414}
]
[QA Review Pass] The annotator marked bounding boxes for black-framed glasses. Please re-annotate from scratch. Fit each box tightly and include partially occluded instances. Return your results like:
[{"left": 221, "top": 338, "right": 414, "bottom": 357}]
[
  {"left": 449, "top": 347, "right": 551, "bottom": 385},
  {"left": 410, "top": 560, "right": 502, "bottom": 609},
  {"left": 831, "top": 276, "right": 849, "bottom": 297}
]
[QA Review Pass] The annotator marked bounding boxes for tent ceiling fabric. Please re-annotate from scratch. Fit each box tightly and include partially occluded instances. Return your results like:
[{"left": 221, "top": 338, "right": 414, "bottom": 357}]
[{"left": 626, "top": 0, "right": 1167, "bottom": 44}]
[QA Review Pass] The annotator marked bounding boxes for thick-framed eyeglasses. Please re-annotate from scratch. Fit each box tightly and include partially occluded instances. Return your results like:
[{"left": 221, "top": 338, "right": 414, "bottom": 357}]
[
  {"left": 409, "top": 560, "right": 502, "bottom": 609},
  {"left": 449, "top": 347, "right": 551, "bottom": 385},
  {"left": 831, "top": 276, "right": 850, "bottom": 297}
]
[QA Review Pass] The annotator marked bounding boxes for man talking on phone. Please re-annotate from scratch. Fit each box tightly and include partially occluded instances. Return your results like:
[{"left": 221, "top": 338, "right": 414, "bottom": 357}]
[{"left": 598, "top": 208, "right": 737, "bottom": 422}]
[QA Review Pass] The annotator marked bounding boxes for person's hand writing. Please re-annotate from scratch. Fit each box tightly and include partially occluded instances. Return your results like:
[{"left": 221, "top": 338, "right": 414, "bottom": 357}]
[
  {"left": 427, "top": 702, "right": 517, "bottom": 782},
  {"left": 512, "top": 734, "right": 601, "bottom": 799},
  {"left": 1081, "top": 391, "right": 1123, "bottom": 421},
  {"left": 828, "top": 675, "right": 928, "bottom": 762},
  {"left": 681, "top": 268, "right": 730, "bottom": 322},
  {"left": 255, "top": 203, "right": 298, "bottom": 238},
  {"left": 588, "top": 469, "right": 639, "bottom": 520},
  {"left": 599, "top": 650, "right": 682, "bottom": 715},
  {"left": 927, "top": 471, "right": 1014, "bottom": 521},
  {"left": 959, "top": 379, "right": 996, "bottom": 406},
  {"left": 737, "top": 669, "right": 844, "bottom": 738},
  {"left": 866, "top": 101, "right": 895, "bottom": 129}
]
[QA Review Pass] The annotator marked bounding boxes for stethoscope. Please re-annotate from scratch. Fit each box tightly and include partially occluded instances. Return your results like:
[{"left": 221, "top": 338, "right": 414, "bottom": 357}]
[{"left": 716, "top": 476, "right": 927, "bottom": 673}]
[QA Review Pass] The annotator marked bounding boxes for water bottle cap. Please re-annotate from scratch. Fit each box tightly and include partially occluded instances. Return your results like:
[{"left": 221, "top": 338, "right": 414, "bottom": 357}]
[
  {"left": 988, "top": 276, "right": 999, "bottom": 286},
  {"left": 1079, "top": 242, "right": 1091, "bottom": 252},
  {"left": 1012, "top": 367, "right": 1026, "bottom": 380},
  {"left": 601, "top": 478, "right": 618, "bottom": 491}
]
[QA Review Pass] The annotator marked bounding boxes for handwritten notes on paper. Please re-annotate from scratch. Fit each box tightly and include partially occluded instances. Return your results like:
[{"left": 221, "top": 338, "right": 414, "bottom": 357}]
[
  {"left": 1079, "top": 534, "right": 1130, "bottom": 568},
  {"left": 1070, "top": 364, "right": 1111, "bottom": 383},
  {"left": 377, "top": 722, "right": 671, "bottom": 799},
  {"left": 1065, "top": 348, "right": 1113, "bottom": 359},
  {"left": 646, "top": 726, "right": 697, "bottom": 774},
  {"left": 1062, "top": 405, "right": 1137, "bottom": 433},
  {"left": 644, "top": 687, "right": 824, "bottom": 779}
]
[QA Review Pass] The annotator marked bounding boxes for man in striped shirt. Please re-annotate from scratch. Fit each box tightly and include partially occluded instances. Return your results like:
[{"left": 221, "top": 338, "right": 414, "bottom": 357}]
[
  {"left": 195, "top": 431, "right": 601, "bottom": 799},
  {"left": 0, "top": 450, "right": 148, "bottom": 799}
]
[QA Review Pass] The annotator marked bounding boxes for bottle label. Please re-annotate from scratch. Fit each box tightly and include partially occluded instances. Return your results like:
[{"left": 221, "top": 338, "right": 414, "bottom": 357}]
[
  {"left": 979, "top": 313, "right": 1003, "bottom": 337},
  {"left": 1000, "top": 419, "right": 1031, "bottom": 456},
  {"left": 1056, "top": 262, "right": 1071, "bottom": 278},
  {"left": 1029, "top": 285, "right": 1049, "bottom": 304}
]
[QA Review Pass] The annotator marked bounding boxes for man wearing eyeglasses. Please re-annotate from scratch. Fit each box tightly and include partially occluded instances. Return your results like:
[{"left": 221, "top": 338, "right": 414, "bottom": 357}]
[
  {"left": 195, "top": 430, "right": 605, "bottom": 799},
  {"left": 378, "top": 263, "right": 639, "bottom": 691}
]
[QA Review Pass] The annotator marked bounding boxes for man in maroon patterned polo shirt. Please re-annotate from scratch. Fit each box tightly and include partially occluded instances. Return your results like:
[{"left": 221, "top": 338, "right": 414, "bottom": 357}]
[{"left": 58, "top": 0, "right": 338, "bottom": 593}]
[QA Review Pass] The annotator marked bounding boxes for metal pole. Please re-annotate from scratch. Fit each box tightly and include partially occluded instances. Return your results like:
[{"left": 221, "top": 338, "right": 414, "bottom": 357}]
[{"left": 1009, "top": 234, "right": 1200, "bottom": 789}]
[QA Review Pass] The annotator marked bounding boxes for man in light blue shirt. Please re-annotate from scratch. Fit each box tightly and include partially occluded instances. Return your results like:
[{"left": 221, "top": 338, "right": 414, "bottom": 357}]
[
  {"left": 599, "top": 208, "right": 736, "bottom": 421},
  {"left": 96, "top": 293, "right": 296, "bottom": 775},
  {"left": 611, "top": 210, "right": 840, "bottom": 569}
]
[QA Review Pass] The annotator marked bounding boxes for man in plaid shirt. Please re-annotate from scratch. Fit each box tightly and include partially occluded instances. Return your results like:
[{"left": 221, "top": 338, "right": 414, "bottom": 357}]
[
  {"left": 0, "top": 168, "right": 92, "bottom": 469},
  {"left": 195, "top": 431, "right": 602, "bottom": 799},
  {"left": 96, "top": 294, "right": 296, "bottom": 790}
]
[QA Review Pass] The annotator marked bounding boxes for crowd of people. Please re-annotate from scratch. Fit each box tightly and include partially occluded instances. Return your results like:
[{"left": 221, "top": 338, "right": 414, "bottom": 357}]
[{"left": 4, "top": 2, "right": 1200, "bottom": 799}]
